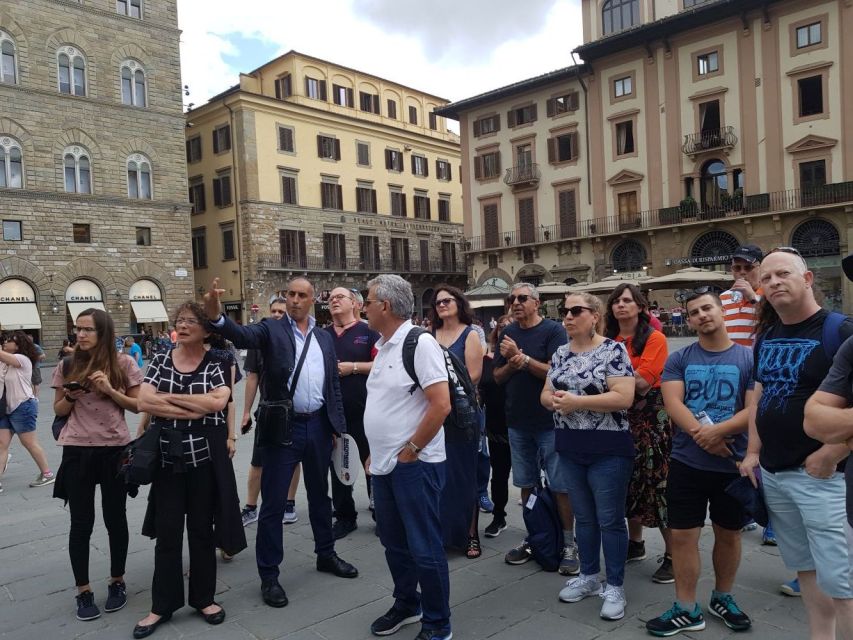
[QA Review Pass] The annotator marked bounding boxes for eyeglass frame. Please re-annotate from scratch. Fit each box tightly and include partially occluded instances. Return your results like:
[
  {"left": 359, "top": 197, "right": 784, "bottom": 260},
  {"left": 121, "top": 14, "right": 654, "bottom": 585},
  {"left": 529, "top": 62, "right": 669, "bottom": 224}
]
[
  {"left": 559, "top": 305, "right": 595, "bottom": 318},
  {"left": 506, "top": 294, "right": 535, "bottom": 305}
]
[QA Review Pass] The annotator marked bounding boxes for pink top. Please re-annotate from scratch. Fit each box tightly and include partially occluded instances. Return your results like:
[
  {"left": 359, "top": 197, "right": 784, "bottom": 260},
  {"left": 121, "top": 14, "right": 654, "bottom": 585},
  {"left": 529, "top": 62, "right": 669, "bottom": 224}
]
[
  {"left": 0, "top": 354, "right": 34, "bottom": 412},
  {"left": 51, "top": 354, "right": 143, "bottom": 447}
]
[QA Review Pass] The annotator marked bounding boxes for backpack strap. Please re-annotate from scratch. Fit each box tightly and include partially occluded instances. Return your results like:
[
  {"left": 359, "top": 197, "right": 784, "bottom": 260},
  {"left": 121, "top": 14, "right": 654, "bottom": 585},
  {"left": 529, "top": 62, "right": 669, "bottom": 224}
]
[
  {"left": 822, "top": 311, "right": 847, "bottom": 360},
  {"left": 402, "top": 327, "right": 427, "bottom": 395}
]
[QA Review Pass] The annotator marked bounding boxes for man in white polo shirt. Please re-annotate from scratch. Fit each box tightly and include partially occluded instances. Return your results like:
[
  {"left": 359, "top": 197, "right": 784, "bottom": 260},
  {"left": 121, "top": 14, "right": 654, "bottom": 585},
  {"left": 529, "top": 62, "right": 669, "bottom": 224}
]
[{"left": 362, "top": 274, "right": 452, "bottom": 640}]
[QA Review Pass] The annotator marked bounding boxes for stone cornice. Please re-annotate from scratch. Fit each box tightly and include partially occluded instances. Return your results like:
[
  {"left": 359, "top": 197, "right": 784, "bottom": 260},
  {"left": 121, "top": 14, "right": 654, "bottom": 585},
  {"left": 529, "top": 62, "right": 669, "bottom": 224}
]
[{"left": 0, "top": 186, "right": 191, "bottom": 211}]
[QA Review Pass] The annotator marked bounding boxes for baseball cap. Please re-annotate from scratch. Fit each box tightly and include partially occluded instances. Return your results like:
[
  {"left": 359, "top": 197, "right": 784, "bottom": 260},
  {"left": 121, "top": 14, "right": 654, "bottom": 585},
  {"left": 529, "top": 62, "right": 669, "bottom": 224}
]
[
  {"left": 731, "top": 244, "right": 763, "bottom": 264},
  {"left": 843, "top": 252, "right": 853, "bottom": 282}
]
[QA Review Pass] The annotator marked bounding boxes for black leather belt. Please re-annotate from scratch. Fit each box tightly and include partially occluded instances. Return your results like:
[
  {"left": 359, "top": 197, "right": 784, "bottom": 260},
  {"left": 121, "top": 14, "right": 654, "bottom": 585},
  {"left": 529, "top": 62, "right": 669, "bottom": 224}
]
[{"left": 293, "top": 409, "right": 323, "bottom": 419}]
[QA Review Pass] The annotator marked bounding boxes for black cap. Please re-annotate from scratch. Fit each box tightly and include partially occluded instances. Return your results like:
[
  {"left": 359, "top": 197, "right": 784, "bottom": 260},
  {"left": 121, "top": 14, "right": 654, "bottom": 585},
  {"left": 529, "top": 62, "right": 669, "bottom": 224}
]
[
  {"left": 731, "top": 244, "right": 763, "bottom": 264},
  {"left": 843, "top": 252, "right": 853, "bottom": 282}
]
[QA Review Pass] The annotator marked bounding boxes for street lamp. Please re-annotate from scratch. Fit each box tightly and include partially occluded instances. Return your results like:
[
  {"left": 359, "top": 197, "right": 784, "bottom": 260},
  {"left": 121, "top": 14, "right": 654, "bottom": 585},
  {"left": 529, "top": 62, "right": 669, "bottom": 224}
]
[
  {"left": 114, "top": 290, "right": 124, "bottom": 311},
  {"left": 48, "top": 292, "right": 60, "bottom": 315}
]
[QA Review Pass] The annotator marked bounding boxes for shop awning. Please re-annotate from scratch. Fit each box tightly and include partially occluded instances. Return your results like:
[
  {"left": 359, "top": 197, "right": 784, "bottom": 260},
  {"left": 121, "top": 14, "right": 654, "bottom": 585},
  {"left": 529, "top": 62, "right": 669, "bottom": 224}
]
[
  {"left": 67, "top": 301, "right": 106, "bottom": 321},
  {"left": 469, "top": 298, "right": 506, "bottom": 309},
  {"left": 130, "top": 300, "right": 169, "bottom": 323},
  {"left": 0, "top": 303, "right": 42, "bottom": 330}
]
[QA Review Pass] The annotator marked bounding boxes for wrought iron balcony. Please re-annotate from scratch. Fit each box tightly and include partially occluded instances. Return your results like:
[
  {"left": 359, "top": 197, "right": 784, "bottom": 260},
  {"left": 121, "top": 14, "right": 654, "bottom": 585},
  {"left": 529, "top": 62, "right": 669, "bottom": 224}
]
[
  {"left": 682, "top": 126, "right": 738, "bottom": 156},
  {"left": 256, "top": 254, "right": 466, "bottom": 275},
  {"left": 504, "top": 163, "right": 541, "bottom": 187}
]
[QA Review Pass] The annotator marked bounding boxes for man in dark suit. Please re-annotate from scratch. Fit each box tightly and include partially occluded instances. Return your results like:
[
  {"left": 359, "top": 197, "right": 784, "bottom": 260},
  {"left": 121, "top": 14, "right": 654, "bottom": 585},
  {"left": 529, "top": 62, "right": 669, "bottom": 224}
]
[{"left": 205, "top": 276, "right": 358, "bottom": 608}]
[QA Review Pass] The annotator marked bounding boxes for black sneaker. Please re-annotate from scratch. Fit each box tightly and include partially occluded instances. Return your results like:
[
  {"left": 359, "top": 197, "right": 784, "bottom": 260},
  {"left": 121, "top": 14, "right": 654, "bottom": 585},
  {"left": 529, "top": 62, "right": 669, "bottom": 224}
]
[
  {"left": 332, "top": 519, "right": 358, "bottom": 540},
  {"left": 76, "top": 590, "right": 101, "bottom": 621},
  {"left": 104, "top": 581, "right": 127, "bottom": 612},
  {"left": 646, "top": 602, "right": 705, "bottom": 636},
  {"left": 370, "top": 605, "right": 422, "bottom": 636},
  {"left": 652, "top": 554, "right": 675, "bottom": 584},
  {"left": 484, "top": 517, "right": 507, "bottom": 538},
  {"left": 626, "top": 539, "right": 646, "bottom": 563},
  {"left": 414, "top": 629, "right": 452, "bottom": 640},
  {"left": 709, "top": 594, "right": 751, "bottom": 631},
  {"left": 504, "top": 540, "right": 532, "bottom": 565}
]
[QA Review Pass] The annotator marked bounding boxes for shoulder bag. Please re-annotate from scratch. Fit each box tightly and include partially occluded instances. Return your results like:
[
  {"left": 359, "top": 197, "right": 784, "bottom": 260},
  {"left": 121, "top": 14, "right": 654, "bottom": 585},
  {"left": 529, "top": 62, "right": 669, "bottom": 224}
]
[{"left": 256, "top": 331, "right": 312, "bottom": 447}]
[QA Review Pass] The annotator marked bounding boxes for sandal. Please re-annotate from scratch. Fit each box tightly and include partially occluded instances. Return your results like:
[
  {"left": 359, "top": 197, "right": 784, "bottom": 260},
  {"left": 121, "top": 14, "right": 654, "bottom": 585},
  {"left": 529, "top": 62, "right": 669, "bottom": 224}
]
[{"left": 466, "top": 536, "right": 482, "bottom": 559}]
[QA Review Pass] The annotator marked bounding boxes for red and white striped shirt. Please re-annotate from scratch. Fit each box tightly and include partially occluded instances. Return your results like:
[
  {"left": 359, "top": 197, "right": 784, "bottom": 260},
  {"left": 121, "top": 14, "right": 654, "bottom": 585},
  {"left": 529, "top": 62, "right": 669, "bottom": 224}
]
[{"left": 720, "top": 288, "right": 762, "bottom": 347}]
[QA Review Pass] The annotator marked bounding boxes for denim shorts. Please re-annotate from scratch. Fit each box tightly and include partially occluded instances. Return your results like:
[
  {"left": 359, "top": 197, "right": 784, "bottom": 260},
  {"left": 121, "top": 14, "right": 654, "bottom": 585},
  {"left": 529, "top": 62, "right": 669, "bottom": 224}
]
[
  {"left": 507, "top": 427, "right": 567, "bottom": 493},
  {"left": 0, "top": 398, "right": 38, "bottom": 434},
  {"left": 761, "top": 466, "right": 853, "bottom": 599}
]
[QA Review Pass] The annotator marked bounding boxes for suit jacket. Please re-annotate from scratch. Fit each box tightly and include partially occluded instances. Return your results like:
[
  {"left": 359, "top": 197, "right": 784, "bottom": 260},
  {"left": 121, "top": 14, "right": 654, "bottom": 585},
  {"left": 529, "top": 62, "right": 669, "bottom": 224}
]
[{"left": 215, "top": 315, "right": 347, "bottom": 435}]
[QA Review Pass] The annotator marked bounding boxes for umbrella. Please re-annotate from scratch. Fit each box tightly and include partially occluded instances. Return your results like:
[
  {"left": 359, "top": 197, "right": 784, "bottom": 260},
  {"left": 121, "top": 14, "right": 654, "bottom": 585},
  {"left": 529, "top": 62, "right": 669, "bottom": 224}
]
[
  {"left": 536, "top": 281, "right": 574, "bottom": 295},
  {"left": 642, "top": 267, "right": 730, "bottom": 288},
  {"left": 568, "top": 274, "right": 652, "bottom": 294}
]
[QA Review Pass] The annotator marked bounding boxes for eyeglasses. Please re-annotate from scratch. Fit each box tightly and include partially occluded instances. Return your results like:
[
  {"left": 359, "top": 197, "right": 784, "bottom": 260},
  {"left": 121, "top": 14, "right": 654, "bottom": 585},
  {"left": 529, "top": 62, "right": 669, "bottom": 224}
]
[
  {"left": 506, "top": 294, "right": 534, "bottom": 305},
  {"left": 363, "top": 299, "right": 384, "bottom": 307},
  {"left": 435, "top": 298, "right": 456, "bottom": 307},
  {"left": 328, "top": 294, "right": 353, "bottom": 303},
  {"left": 559, "top": 305, "right": 594, "bottom": 318},
  {"left": 175, "top": 317, "right": 201, "bottom": 326},
  {"left": 769, "top": 246, "right": 802, "bottom": 257},
  {"left": 73, "top": 326, "right": 97, "bottom": 334}
]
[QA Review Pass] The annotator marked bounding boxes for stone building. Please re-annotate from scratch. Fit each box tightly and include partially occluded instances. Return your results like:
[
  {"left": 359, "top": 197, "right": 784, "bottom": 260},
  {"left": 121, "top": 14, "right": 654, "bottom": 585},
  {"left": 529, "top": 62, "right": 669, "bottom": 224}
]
[
  {"left": 0, "top": 0, "right": 192, "bottom": 353},
  {"left": 439, "top": 0, "right": 853, "bottom": 313},
  {"left": 184, "top": 51, "right": 466, "bottom": 324}
]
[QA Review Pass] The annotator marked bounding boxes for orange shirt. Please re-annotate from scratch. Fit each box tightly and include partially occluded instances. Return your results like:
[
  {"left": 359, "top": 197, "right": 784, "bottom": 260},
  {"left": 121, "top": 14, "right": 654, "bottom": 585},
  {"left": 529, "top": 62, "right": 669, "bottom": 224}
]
[
  {"left": 614, "top": 329, "right": 668, "bottom": 389},
  {"left": 720, "top": 287, "right": 762, "bottom": 347}
]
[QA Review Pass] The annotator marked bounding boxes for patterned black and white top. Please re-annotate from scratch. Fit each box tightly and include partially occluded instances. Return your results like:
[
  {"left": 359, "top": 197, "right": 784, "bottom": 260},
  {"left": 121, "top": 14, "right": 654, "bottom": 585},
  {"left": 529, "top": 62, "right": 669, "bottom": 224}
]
[
  {"left": 548, "top": 338, "right": 635, "bottom": 458},
  {"left": 143, "top": 351, "right": 228, "bottom": 467}
]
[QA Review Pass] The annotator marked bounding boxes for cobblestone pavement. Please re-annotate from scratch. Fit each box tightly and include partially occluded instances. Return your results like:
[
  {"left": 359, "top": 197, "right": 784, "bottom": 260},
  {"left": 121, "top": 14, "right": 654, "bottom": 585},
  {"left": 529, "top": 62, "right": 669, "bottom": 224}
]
[{"left": 0, "top": 339, "right": 810, "bottom": 639}]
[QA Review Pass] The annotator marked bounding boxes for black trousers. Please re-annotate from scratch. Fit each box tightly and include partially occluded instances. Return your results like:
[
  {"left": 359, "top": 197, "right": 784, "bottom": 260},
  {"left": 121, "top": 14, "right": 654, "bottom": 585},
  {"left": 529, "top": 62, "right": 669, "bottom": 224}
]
[
  {"left": 488, "top": 438, "right": 512, "bottom": 520},
  {"left": 151, "top": 462, "right": 217, "bottom": 614},
  {"left": 330, "top": 417, "right": 371, "bottom": 523},
  {"left": 62, "top": 446, "right": 129, "bottom": 586}
]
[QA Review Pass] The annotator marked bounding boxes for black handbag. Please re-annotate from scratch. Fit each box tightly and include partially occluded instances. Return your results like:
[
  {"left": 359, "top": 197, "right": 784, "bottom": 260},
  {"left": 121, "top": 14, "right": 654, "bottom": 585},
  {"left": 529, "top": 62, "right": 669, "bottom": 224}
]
[
  {"left": 121, "top": 422, "right": 162, "bottom": 486},
  {"left": 257, "top": 332, "right": 312, "bottom": 447},
  {"left": 51, "top": 357, "right": 74, "bottom": 441}
]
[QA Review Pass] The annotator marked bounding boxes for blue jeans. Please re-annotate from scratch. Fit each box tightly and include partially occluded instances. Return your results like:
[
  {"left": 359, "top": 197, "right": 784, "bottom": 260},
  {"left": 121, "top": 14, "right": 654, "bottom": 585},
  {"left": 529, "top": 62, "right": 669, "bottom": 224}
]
[
  {"left": 508, "top": 427, "right": 568, "bottom": 492},
  {"left": 562, "top": 453, "right": 633, "bottom": 586},
  {"left": 373, "top": 460, "right": 450, "bottom": 632}
]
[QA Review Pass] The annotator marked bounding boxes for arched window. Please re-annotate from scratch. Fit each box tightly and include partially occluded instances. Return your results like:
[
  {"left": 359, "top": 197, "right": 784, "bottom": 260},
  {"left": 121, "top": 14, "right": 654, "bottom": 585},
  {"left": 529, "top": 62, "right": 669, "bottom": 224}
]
[
  {"left": 612, "top": 239, "right": 647, "bottom": 272},
  {"left": 700, "top": 159, "right": 728, "bottom": 209},
  {"left": 120, "top": 60, "right": 147, "bottom": 107},
  {"left": 116, "top": 0, "right": 142, "bottom": 18},
  {"left": 64, "top": 146, "right": 91, "bottom": 194},
  {"left": 0, "top": 137, "right": 23, "bottom": 189},
  {"left": 58, "top": 47, "right": 86, "bottom": 96},
  {"left": 791, "top": 219, "right": 840, "bottom": 258},
  {"left": 127, "top": 153, "right": 152, "bottom": 199},
  {"left": 602, "top": 0, "right": 640, "bottom": 35},
  {"left": 690, "top": 230, "right": 738, "bottom": 266},
  {"left": 0, "top": 31, "right": 17, "bottom": 85}
]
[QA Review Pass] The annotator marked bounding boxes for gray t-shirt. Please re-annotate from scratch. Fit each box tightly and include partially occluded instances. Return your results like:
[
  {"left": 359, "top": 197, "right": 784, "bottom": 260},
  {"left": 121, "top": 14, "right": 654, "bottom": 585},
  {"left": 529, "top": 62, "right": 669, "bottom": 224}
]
[{"left": 662, "top": 342, "right": 754, "bottom": 473}]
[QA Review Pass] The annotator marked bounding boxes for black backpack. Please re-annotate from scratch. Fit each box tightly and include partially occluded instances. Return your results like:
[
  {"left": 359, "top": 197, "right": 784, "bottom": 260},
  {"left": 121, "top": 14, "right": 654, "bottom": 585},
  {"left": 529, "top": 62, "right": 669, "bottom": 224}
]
[
  {"left": 401, "top": 327, "right": 480, "bottom": 438},
  {"left": 522, "top": 482, "right": 565, "bottom": 572}
]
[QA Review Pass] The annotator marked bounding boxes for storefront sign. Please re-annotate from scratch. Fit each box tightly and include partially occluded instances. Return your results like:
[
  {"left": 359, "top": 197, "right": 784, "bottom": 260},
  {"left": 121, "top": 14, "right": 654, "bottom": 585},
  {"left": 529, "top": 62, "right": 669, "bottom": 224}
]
[
  {"left": 224, "top": 302, "right": 242, "bottom": 312},
  {"left": 66, "top": 279, "right": 103, "bottom": 302},
  {"left": 129, "top": 279, "right": 163, "bottom": 301},
  {"left": 667, "top": 255, "right": 731, "bottom": 265},
  {"left": 0, "top": 278, "right": 36, "bottom": 303}
]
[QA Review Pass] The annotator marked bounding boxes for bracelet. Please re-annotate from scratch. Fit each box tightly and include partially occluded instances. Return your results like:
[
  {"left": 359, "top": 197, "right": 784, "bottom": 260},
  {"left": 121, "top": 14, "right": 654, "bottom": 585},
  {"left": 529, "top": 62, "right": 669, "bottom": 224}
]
[
  {"left": 353, "top": 362, "right": 358, "bottom": 375},
  {"left": 64, "top": 393, "right": 77, "bottom": 403},
  {"left": 405, "top": 440, "right": 422, "bottom": 454}
]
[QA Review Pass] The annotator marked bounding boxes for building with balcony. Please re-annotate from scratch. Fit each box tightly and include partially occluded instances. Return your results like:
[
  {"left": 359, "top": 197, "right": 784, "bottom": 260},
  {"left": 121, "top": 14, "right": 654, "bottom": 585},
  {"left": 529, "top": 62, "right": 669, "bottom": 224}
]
[
  {"left": 439, "top": 0, "right": 853, "bottom": 312},
  {"left": 185, "top": 51, "right": 465, "bottom": 322},
  {"left": 0, "top": 0, "right": 192, "bottom": 353}
]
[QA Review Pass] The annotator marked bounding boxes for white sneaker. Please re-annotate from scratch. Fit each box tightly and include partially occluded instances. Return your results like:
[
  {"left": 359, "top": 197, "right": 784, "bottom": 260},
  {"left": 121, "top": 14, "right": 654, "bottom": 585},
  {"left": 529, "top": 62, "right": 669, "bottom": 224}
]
[
  {"left": 558, "top": 574, "right": 602, "bottom": 603},
  {"left": 599, "top": 583, "right": 626, "bottom": 620}
]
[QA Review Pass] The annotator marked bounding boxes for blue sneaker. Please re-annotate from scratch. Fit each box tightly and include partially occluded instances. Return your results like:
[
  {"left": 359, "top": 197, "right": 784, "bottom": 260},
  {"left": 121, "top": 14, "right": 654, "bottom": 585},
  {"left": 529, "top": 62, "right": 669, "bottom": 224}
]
[
  {"left": 478, "top": 494, "right": 494, "bottom": 513},
  {"left": 646, "top": 602, "right": 705, "bottom": 636},
  {"left": 780, "top": 578, "right": 801, "bottom": 597},
  {"left": 762, "top": 523, "right": 777, "bottom": 546},
  {"left": 709, "top": 594, "right": 751, "bottom": 631}
]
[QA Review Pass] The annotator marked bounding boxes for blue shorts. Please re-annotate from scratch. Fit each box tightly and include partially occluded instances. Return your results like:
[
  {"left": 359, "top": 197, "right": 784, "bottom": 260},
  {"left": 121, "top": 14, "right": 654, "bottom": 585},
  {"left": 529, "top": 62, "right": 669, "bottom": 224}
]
[
  {"left": 761, "top": 466, "right": 853, "bottom": 599},
  {"left": 0, "top": 398, "right": 38, "bottom": 434},
  {"left": 507, "top": 427, "right": 567, "bottom": 493}
]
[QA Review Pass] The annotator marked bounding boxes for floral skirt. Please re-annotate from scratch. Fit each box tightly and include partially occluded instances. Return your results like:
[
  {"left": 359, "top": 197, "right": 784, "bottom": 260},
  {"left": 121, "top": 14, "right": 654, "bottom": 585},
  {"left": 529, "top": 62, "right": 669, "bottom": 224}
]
[{"left": 625, "top": 387, "right": 671, "bottom": 528}]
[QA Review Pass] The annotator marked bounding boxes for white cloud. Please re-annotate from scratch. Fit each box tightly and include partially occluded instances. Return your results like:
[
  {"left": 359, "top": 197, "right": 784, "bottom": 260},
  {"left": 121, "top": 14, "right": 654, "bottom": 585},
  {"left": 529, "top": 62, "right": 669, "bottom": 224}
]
[{"left": 177, "top": 0, "right": 584, "bottom": 113}]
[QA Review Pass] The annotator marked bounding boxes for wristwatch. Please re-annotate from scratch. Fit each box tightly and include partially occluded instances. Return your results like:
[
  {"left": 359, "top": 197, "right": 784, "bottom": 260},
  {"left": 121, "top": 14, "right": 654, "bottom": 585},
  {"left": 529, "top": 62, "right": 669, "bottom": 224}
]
[{"left": 405, "top": 441, "right": 422, "bottom": 454}]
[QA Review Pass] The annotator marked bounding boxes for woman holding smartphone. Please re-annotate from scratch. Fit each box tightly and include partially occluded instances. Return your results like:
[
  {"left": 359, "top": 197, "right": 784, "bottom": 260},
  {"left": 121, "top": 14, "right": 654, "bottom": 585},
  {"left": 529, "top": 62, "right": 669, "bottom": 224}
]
[{"left": 51, "top": 309, "right": 143, "bottom": 621}]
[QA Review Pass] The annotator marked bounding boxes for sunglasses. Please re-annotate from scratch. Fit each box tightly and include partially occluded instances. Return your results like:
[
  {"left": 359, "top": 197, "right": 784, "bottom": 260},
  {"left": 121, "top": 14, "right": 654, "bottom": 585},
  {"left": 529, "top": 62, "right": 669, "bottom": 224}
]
[
  {"left": 506, "top": 294, "right": 535, "bottom": 305},
  {"left": 435, "top": 298, "right": 456, "bottom": 307},
  {"left": 768, "top": 246, "right": 802, "bottom": 257},
  {"left": 559, "top": 305, "right": 594, "bottom": 318}
]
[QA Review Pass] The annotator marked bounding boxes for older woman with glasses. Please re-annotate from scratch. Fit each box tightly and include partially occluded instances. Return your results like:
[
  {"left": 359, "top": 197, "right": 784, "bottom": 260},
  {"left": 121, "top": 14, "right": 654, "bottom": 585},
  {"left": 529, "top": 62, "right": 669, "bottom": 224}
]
[
  {"left": 429, "top": 284, "right": 485, "bottom": 558},
  {"left": 542, "top": 292, "right": 635, "bottom": 621}
]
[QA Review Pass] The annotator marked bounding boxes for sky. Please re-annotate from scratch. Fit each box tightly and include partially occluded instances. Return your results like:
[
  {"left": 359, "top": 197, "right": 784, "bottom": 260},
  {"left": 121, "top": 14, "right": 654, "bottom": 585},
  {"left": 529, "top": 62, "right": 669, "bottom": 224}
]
[{"left": 176, "top": 0, "right": 585, "bottom": 120}]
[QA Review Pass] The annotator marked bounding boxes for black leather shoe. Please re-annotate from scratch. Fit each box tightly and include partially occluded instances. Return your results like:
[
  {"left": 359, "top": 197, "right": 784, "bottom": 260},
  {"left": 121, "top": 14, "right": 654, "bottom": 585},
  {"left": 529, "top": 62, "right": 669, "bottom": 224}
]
[
  {"left": 132, "top": 612, "right": 172, "bottom": 639},
  {"left": 261, "top": 579, "right": 288, "bottom": 608},
  {"left": 197, "top": 603, "right": 226, "bottom": 625},
  {"left": 317, "top": 553, "right": 359, "bottom": 578},
  {"left": 332, "top": 519, "right": 358, "bottom": 540}
]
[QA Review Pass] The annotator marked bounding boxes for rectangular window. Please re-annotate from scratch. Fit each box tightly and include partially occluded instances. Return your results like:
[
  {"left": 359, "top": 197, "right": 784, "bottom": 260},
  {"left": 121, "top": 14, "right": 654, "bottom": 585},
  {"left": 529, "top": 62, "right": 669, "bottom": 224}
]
[
  {"left": 136, "top": 226, "right": 151, "bottom": 246},
  {"left": 73, "top": 223, "right": 91, "bottom": 244},
  {"left": 507, "top": 104, "right": 537, "bottom": 127},
  {"left": 441, "top": 241, "right": 456, "bottom": 272},
  {"left": 385, "top": 149, "right": 404, "bottom": 172},
  {"left": 277, "top": 126, "right": 294, "bottom": 152},
  {"left": 185, "top": 136, "right": 202, "bottom": 163},
  {"left": 438, "top": 198, "right": 450, "bottom": 222},
  {"left": 616, "top": 121, "right": 635, "bottom": 155},
  {"left": 797, "top": 22, "right": 822, "bottom": 48},
  {"left": 359, "top": 235, "right": 381, "bottom": 270},
  {"left": 305, "top": 76, "right": 326, "bottom": 101},
  {"left": 212, "top": 171, "right": 232, "bottom": 207},
  {"left": 390, "top": 189, "right": 407, "bottom": 217},
  {"left": 281, "top": 173, "right": 297, "bottom": 205},
  {"left": 799, "top": 160, "right": 827, "bottom": 191},
  {"left": 356, "top": 142, "right": 370, "bottom": 166},
  {"left": 333, "top": 84, "right": 353, "bottom": 107},
  {"left": 414, "top": 193, "right": 430, "bottom": 220},
  {"left": 323, "top": 233, "right": 346, "bottom": 269},
  {"left": 360, "top": 91, "right": 380, "bottom": 113},
  {"left": 3, "top": 220, "right": 22, "bottom": 241},
  {"left": 189, "top": 180, "right": 206, "bottom": 214},
  {"left": 191, "top": 227, "right": 206, "bottom": 269},
  {"left": 212, "top": 124, "right": 231, "bottom": 154},
  {"left": 549, "top": 92, "right": 579, "bottom": 116},
  {"left": 279, "top": 229, "right": 306, "bottom": 268},
  {"left": 419, "top": 239, "right": 430, "bottom": 271},
  {"left": 558, "top": 189, "right": 577, "bottom": 238},
  {"left": 474, "top": 151, "right": 501, "bottom": 180},
  {"left": 428, "top": 112, "right": 437, "bottom": 130},
  {"left": 473, "top": 114, "right": 500, "bottom": 136},
  {"left": 436, "top": 159, "right": 452, "bottom": 181},
  {"left": 391, "top": 237, "right": 410, "bottom": 271},
  {"left": 618, "top": 191, "right": 639, "bottom": 218},
  {"left": 697, "top": 51, "right": 719, "bottom": 76},
  {"left": 221, "top": 222, "right": 235, "bottom": 261},
  {"left": 483, "top": 204, "right": 499, "bottom": 248},
  {"left": 488, "top": 254, "right": 498, "bottom": 269},
  {"left": 518, "top": 198, "right": 534, "bottom": 244},
  {"left": 356, "top": 185, "right": 377, "bottom": 213},
  {"left": 274, "top": 74, "right": 292, "bottom": 99},
  {"left": 317, "top": 135, "right": 341, "bottom": 160},
  {"left": 411, "top": 155, "right": 428, "bottom": 177},
  {"left": 798, "top": 75, "right": 824, "bottom": 117},
  {"left": 321, "top": 181, "right": 343, "bottom": 210},
  {"left": 408, "top": 105, "right": 418, "bottom": 125},
  {"left": 614, "top": 76, "right": 632, "bottom": 98},
  {"left": 387, "top": 99, "right": 397, "bottom": 119},
  {"left": 548, "top": 132, "right": 579, "bottom": 163}
]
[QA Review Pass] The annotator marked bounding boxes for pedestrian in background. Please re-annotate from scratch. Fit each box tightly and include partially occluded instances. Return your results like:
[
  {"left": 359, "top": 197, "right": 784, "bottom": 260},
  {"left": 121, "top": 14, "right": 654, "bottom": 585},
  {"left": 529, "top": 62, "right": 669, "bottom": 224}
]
[{"left": 125, "top": 336, "right": 144, "bottom": 368}]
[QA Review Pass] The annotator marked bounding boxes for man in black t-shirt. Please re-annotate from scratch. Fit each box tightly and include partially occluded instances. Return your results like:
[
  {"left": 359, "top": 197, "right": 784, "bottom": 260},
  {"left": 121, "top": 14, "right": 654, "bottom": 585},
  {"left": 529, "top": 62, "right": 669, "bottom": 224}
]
[
  {"left": 325, "top": 286, "right": 379, "bottom": 539},
  {"left": 741, "top": 249, "right": 853, "bottom": 638}
]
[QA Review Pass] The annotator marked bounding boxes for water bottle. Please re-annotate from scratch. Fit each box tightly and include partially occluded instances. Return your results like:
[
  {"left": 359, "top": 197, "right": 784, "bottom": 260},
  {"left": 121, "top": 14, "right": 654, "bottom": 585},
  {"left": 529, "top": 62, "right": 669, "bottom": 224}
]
[{"left": 730, "top": 290, "right": 743, "bottom": 304}]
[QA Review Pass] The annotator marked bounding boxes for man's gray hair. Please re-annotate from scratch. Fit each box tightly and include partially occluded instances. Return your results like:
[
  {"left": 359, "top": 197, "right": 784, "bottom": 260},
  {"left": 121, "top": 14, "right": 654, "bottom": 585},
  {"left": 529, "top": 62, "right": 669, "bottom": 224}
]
[
  {"left": 269, "top": 297, "right": 287, "bottom": 308},
  {"left": 367, "top": 274, "right": 413, "bottom": 320},
  {"left": 511, "top": 282, "right": 540, "bottom": 300},
  {"left": 350, "top": 289, "right": 364, "bottom": 305}
]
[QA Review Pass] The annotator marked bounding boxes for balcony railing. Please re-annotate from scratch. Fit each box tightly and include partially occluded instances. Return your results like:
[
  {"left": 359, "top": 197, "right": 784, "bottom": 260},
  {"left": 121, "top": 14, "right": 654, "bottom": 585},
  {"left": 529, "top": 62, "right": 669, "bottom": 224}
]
[
  {"left": 682, "top": 126, "right": 738, "bottom": 156},
  {"left": 465, "top": 181, "right": 853, "bottom": 252},
  {"left": 256, "top": 254, "right": 466, "bottom": 275},
  {"left": 504, "top": 163, "right": 541, "bottom": 187}
]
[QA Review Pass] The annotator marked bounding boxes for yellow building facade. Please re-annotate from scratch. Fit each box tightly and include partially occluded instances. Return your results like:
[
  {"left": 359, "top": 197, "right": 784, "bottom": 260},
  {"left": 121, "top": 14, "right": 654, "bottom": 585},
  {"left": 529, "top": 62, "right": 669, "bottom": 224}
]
[{"left": 186, "top": 51, "right": 465, "bottom": 322}]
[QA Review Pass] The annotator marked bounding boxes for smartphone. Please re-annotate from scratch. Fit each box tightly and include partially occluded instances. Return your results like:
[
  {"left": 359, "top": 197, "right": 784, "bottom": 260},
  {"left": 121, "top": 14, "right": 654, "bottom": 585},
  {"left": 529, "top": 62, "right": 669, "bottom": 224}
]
[
  {"left": 63, "top": 381, "right": 84, "bottom": 391},
  {"left": 241, "top": 416, "right": 253, "bottom": 435}
]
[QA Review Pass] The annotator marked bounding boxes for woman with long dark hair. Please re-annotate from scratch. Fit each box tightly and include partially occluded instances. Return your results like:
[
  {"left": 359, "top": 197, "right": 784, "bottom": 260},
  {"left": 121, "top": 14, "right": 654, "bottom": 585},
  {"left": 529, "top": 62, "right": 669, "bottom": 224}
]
[
  {"left": 604, "top": 284, "right": 673, "bottom": 583},
  {"left": 0, "top": 331, "right": 53, "bottom": 492},
  {"left": 429, "top": 284, "right": 484, "bottom": 558},
  {"left": 51, "top": 309, "right": 143, "bottom": 621}
]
